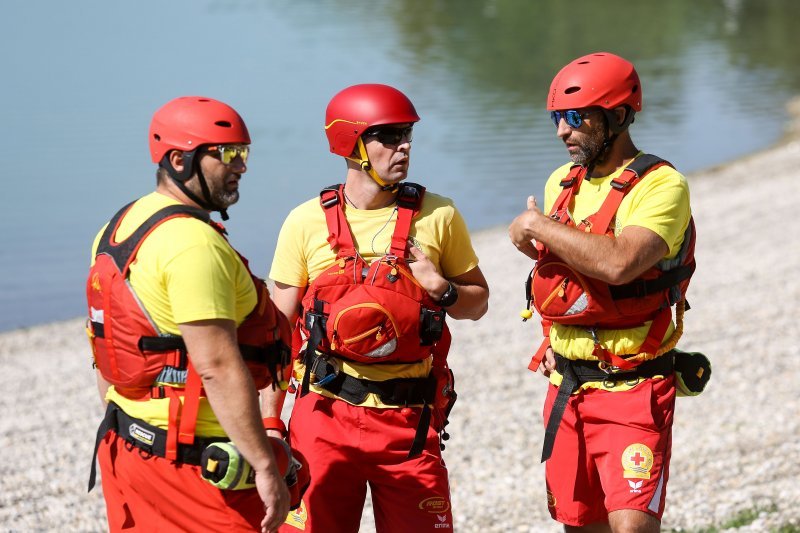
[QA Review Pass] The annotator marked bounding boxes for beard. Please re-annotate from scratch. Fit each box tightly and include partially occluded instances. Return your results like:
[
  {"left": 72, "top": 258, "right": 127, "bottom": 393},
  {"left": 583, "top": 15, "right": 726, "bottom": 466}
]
[
  {"left": 212, "top": 186, "right": 239, "bottom": 208},
  {"left": 568, "top": 122, "right": 607, "bottom": 166}
]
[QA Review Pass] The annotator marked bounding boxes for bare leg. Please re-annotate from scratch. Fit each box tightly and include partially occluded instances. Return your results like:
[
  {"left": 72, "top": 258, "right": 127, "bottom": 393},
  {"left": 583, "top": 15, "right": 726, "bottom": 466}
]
[
  {"left": 562, "top": 510, "right": 659, "bottom": 533},
  {"left": 564, "top": 522, "right": 612, "bottom": 533},
  {"left": 607, "top": 509, "right": 660, "bottom": 533}
]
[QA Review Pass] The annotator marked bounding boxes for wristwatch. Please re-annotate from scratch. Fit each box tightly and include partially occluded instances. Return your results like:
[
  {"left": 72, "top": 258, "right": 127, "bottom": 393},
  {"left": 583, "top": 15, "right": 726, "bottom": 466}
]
[{"left": 437, "top": 282, "right": 459, "bottom": 307}]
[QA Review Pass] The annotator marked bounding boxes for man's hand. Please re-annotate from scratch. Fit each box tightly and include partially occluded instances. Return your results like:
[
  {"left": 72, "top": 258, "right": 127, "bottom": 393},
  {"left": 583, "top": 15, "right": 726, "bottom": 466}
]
[
  {"left": 257, "top": 466, "right": 291, "bottom": 532},
  {"left": 539, "top": 347, "right": 556, "bottom": 378},
  {"left": 509, "top": 196, "right": 545, "bottom": 260},
  {"left": 407, "top": 241, "right": 449, "bottom": 301}
]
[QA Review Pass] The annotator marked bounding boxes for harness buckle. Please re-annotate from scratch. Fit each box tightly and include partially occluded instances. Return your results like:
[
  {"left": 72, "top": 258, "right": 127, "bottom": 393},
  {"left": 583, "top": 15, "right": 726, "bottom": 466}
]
[
  {"left": 610, "top": 178, "right": 631, "bottom": 190},
  {"left": 597, "top": 361, "right": 620, "bottom": 375},
  {"left": 309, "top": 355, "right": 339, "bottom": 387}
]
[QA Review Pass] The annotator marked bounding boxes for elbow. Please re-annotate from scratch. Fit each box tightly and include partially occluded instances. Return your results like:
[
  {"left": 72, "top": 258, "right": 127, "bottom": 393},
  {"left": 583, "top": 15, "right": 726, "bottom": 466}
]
[{"left": 602, "top": 260, "right": 644, "bottom": 285}]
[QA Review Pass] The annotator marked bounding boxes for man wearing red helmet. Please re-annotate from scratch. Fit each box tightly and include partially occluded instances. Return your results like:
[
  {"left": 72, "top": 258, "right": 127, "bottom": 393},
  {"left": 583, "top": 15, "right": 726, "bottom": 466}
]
[
  {"left": 264, "top": 83, "right": 489, "bottom": 531},
  {"left": 509, "top": 53, "right": 695, "bottom": 532},
  {"left": 86, "top": 96, "right": 299, "bottom": 532}
]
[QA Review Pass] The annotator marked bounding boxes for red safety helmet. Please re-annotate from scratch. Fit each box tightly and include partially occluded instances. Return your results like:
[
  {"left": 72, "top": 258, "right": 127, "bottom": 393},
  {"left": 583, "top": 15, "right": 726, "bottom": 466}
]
[
  {"left": 324, "top": 84, "right": 420, "bottom": 157},
  {"left": 149, "top": 96, "right": 251, "bottom": 163},
  {"left": 547, "top": 52, "right": 642, "bottom": 112}
]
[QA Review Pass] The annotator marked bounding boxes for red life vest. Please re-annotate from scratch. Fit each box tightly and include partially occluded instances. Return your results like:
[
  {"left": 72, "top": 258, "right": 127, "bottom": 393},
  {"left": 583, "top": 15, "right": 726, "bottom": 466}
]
[
  {"left": 295, "top": 183, "right": 450, "bottom": 389},
  {"left": 86, "top": 201, "right": 291, "bottom": 459},
  {"left": 527, "top": 155, "right": 695, "bottom": 370}
]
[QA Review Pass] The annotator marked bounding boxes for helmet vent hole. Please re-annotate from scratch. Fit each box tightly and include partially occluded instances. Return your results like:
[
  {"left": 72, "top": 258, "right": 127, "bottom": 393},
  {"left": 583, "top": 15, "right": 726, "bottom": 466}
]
[
  {"left": 198, "top": 98, "right": 210, "bottom": 102},
  {"left": 215, "top": 121, "right": 232, "bottom": 128},
  {"left": 577, "top": 61, "right": 590, "bottom": 65},
  {"left": 564, "top": 87, "right": 581, "bottom": 95},
  {"left": 153, "top": 134, "right": 161, "bottom": 141},
  {"left": 632, "top": 84, "right": 639, "bottom": 94}
]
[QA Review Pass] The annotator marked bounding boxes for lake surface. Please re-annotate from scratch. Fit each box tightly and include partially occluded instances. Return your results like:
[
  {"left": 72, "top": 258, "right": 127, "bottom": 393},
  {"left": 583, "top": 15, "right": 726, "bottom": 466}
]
[{"left": 2, "top": 0, "right": 799, "bottom": 332}]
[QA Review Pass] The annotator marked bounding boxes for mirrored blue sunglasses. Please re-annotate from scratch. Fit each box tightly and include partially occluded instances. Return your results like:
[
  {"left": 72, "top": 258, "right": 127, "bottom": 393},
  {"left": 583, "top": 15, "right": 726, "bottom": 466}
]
[{"left": 550, "top": 109, "right": 601, "bottom": 129}]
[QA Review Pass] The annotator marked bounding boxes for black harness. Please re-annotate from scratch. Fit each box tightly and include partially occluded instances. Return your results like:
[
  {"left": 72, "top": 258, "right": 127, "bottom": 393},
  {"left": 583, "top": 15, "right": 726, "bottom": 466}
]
[{"left": 541, "top": 352, "right": 675, "bottom": 462}]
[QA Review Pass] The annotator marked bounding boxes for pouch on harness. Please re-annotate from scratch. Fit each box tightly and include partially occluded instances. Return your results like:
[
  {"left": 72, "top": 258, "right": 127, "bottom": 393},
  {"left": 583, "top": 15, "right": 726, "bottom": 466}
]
[
  {"left": 86, "top": 201, "right": 291, "bottom": 491},
  {"left": 295, "top": 183, "right": 457, "bottom": 457},
  {"left": 523, "top": 155, "right": 697, "bottom": 461}
]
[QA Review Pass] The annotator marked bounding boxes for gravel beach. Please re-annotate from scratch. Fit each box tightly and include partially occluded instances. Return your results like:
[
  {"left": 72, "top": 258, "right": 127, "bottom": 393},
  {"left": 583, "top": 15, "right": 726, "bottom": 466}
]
[{"left": 2, "top": 115, "right": 799, "bottom": 531}]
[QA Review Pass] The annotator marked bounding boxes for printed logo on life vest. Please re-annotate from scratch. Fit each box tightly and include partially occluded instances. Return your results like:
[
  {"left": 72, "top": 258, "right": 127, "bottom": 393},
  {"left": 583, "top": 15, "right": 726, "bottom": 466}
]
[
  {"left": 434, "top": 514, "right": 451, "bottom": 529},
  {"left": 622, "top": 443, "right": 653, "bottom": 479},
  {"left": 128, "top": 423, "right": 155, "bottom": 446},
  {"left": 628, "top": 480, "right": 644, "bottom": 494},
  {"left": 283, "top": 499, "right": 307, "bottom": 530},
  {"left": 91, "top": 273, "right": 102, "bottom": 292},
  {"left": 419, "top": 496, "right": 450, "bottom": 514},
  {"left": 546, "top": 490, "right": 557, "bottom": 507}
]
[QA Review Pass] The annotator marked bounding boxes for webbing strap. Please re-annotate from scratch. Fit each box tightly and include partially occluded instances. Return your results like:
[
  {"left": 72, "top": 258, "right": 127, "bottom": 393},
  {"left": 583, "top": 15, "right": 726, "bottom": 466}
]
[
  {"left": 541, "top": 352, "right": 675, "bottom": 462},
  {"left": 549, "top": 165, "right": 587, "bottom": 217},
  {"left": 88, "top": 402, "right": 227, "bottom": 492},
  {"left": 177, "top": 363, "right": 202, "bottom": 446},
  {"left": 319, "top": 183, "right": 425, "bottom": 259},
  {"left": 165, "top": 387, "right": 181, "bottom": 461},
  {"left": 528, "top": 338, "right": 550, "bottom": 373},
  {"left": 308, "top": 357, "right": 436, "bottom": 458},
  {"left": 390, "top": 183, "right": 425, "bottom": 257},
  {"left": 409, "top": 404, "right": 432, "bottom": 458},
  {"left": 587, "top": 169, "right": 641, "bottom": 235},
  {"left": 591, "top": 306, "right": 673, "bottom": 370},
  {"left": 88, "top": 402, "right": 118, "bottom": 492},
  {"left": 320, "top": 185, "right": 356, "bottom": 257},
  {"left": 299, "top": 310, "right": 327, "bottom": 397},
  {"left": 541, "top": 363, "right": 578, "bottom": 462},
  {"left": 609, "top": 264, "right": 695, "bottom": 300}
]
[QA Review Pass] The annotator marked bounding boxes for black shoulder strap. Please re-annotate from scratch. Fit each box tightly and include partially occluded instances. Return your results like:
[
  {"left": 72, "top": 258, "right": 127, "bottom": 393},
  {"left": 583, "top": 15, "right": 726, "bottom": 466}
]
[
  {"left": 96, "top": 203, "right": 210, "bottom": 274},
  {"left": 625, "top": 154, "right": 672, "bottom": 177}
]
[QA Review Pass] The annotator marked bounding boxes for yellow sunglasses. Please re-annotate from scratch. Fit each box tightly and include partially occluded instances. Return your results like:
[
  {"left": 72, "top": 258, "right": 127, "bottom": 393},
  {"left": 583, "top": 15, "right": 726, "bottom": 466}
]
[{"left": 206, "top": 144, "right": 250, "bottom": 164}]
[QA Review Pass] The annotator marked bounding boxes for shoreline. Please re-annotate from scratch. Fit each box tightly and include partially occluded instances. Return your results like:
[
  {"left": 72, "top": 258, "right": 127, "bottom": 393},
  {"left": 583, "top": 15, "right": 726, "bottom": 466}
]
[{"left": 3, "top": 109, "right": 800, "bottom": 531}]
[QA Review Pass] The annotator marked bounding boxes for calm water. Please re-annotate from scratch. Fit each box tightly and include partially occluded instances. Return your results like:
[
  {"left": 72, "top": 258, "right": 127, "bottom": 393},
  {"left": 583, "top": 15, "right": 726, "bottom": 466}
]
[{"left": 2, "top": 0, "right": 799, "bottom": 332}]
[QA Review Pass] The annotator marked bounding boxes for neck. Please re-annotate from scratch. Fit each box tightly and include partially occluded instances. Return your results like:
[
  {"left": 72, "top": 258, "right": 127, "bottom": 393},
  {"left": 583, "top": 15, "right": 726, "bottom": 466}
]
[
  {"left": 590, "top": 134, "right": 639, "bottom": 177},
  {"left": 343, "top": 171, "right": 397, "bottom": 210},
  {"left": 157, "top": 180, "right": 207, "bottom": 211}
]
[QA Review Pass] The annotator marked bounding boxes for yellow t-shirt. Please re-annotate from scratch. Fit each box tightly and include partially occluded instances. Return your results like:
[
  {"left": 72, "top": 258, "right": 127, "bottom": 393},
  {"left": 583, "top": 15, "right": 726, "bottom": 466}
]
[
  {"left": 269, "top": 189, "right": 479, "bottom": 406},
  {"left": 543, "top": 154, "right": 691, "bottom": 363},
  {"left": 91, "top": 192, "right": 257, "bottom": 436}
]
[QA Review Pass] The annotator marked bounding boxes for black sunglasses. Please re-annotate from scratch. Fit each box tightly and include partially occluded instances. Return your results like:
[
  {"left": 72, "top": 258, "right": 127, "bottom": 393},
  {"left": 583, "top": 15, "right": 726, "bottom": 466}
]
[{"left": 363, "top": 125, "right": 414, "bottom": 146}]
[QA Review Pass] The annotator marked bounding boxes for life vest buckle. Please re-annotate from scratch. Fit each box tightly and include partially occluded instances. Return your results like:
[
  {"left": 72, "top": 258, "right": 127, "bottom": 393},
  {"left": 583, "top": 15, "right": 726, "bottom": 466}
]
[{"left": 610, "top": 177, "right": 632, "bottom": 190}]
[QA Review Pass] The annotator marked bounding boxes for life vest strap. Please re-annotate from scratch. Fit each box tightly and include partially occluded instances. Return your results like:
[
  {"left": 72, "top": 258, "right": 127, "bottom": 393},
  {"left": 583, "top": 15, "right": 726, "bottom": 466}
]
[
  {"left": 320, "top": 184, "right": 356, "bottom": 257},
  {"left": 390, "top": 182, "right": 425, "bottom": 256},
  {"left": 609, "top": 263, "right": 695, "bottom": 301},
  {"left": 303, "top": 356, "right": 437, "bottom": 458},
  {"left": 177, "top": 363, "right": 202, "bottom": 446},
  {"left": 88, "top": 402, "right": 228, "bottom": 492},
  {"left": 540, "top": 352, "right": 675, "bottom": 462}
]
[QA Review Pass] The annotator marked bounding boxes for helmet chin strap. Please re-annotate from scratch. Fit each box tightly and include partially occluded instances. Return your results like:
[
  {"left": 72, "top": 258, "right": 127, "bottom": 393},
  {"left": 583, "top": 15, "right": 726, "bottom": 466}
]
[
  {"left": 586, "top": 109, "right": 634, "bottom": 171},
  {"left": 161, "top": 151, "right": 230, "bottom": 220},
  {"left": 346, "top": 138, "right": 399, "bottom": 192}
]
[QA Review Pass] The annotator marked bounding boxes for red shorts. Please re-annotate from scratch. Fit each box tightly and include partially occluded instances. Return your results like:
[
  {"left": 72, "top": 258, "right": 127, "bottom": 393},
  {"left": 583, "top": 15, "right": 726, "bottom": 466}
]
[
  {"left": 97, "top": 431, "right": 265, "bottom": 531},
  {"left": 543, "top": 376, "right": 676, "bottom": 526},
  {"left": 280, "top": 393, "right": 453, "bottom": 533}
]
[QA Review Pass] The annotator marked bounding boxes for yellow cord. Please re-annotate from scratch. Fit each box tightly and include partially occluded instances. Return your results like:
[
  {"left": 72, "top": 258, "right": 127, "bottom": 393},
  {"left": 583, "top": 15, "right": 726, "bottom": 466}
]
[{"left": 626, "top": 299, "right": 685, "bottom": 363}]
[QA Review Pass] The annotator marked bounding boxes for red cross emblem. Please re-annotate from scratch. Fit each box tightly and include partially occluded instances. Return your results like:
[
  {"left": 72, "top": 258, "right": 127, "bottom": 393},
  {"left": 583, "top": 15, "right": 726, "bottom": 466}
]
[{"left": 630, "top": 452, "right": 645, "bottom": 466}]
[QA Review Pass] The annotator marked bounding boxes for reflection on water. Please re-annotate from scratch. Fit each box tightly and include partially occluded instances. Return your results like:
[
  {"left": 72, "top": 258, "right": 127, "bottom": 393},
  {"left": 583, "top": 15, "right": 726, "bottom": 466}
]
[{"left": 1, "top": 0, "right": 799, "bottom": 331}]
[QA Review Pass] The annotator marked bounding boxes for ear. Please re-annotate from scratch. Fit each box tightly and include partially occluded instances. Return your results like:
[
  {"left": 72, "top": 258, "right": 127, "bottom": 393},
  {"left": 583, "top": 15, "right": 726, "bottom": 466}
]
[
  {"left": 613, "top": 106, "right": 628, "bottom": 127},
  {"left": 168, "top": 150, "right": 186, "bottom": 173}
]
